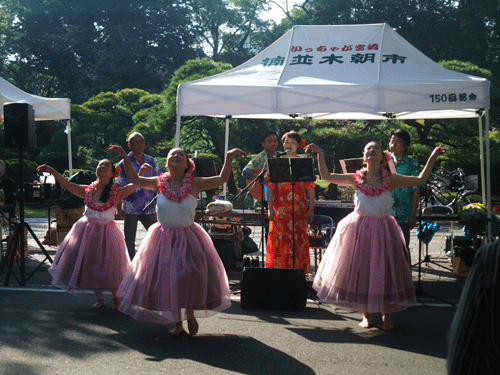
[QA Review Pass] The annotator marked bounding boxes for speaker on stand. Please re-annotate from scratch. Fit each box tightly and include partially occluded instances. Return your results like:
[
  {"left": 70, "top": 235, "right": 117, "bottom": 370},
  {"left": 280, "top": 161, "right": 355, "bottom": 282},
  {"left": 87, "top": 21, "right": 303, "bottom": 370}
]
[
  {"left": 3, "top": 103, "right": 36, "bottom": 148},
  {"left": 0, "top": 103, "right": 53, "bottom": 286}
]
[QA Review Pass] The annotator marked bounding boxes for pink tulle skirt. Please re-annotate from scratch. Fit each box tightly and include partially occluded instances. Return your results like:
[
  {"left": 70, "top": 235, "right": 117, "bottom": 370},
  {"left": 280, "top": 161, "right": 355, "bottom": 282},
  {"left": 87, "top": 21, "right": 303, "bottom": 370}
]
[
  {"left": 49, "top": 216, "right": 130, "bottom": 297},
  {"left": 313, "top": 211, "right": 416, "bottom": 313},
  {"left": 118, "top": 222, "right": 231, "bottom": 324}
]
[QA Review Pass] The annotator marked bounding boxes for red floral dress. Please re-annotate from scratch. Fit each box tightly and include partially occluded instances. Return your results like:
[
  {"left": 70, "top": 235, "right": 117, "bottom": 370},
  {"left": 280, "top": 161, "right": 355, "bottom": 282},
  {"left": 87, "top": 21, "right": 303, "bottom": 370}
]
[{"left": 265, "top": 180, "right": 315, "bottom": 273}]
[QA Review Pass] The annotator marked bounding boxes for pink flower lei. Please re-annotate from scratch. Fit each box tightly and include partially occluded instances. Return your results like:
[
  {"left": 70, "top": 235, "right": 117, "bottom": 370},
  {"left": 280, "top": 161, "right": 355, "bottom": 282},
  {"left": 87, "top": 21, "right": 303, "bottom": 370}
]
[
  {"left": 84, "top": 181, "right": 119, "bottom": 211},
  {"left": 354, "top": 168, "right": 391, "bottom": 197},
  {"left": 158, "top": 172, "right": 194, "bottom": 202}
]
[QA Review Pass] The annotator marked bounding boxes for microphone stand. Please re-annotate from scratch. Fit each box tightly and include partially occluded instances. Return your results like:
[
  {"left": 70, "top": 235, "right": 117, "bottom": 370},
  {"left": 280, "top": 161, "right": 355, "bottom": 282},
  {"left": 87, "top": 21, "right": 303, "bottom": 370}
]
[{"left": 233, "top": 167, "right": 268, "bottom": 268}]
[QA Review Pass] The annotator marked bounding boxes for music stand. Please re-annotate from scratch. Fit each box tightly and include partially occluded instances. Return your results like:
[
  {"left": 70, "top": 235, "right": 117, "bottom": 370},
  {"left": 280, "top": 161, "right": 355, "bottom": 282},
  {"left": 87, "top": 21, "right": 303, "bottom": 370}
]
[
  {"left": 193, "top": 158, "right": 218, "bottom": 178},
  {"left": 193, "top": 158, "right": 218, "bottom": 208},
  {"left": 268, "top": 157, "right": 315, "bottom": 268},
  {"left": 268, "top": 157, "right": 315, "bottom": 184}
]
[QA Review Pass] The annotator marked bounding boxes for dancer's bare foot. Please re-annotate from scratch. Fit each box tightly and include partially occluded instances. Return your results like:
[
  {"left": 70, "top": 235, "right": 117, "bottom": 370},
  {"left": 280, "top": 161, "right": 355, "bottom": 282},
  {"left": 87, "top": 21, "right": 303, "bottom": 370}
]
[
  {"left": 382, "top": 313, "right": 394, "bottom": 331},
  {"left": 112, "top": 297, "right": 121, "bottom": 310},
  {"left": 359, "top": 313, "right": 371, "bottom": 328},
  {"left": 169, "top": 322, "right": 186, "bottom": 337},
  {"left": 92, "top": 299, "right": 106, "bottom": 309},
  {"left": 187, "top": 318, "right": 199, "bottom": 336}
]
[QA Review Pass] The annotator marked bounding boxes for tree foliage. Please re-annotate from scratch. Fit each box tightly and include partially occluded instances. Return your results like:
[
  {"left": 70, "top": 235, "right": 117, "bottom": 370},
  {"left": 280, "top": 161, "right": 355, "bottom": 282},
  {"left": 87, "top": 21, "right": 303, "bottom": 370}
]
[
  {"left": 188, "top": 0, "right": 271, "bottom": 66},
  {"left": 0, "top": 0, "right": 201, "bottom": 102},
  {"left": 71, "top": 88, "right": 162, "bottom": 166}
]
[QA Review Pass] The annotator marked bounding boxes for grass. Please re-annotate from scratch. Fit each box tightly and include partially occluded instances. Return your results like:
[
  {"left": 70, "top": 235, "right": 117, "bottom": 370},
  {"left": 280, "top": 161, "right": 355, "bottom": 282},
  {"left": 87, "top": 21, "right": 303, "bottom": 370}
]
[{"left": 21, "top": 204, "right": 57, "bottom": 219}]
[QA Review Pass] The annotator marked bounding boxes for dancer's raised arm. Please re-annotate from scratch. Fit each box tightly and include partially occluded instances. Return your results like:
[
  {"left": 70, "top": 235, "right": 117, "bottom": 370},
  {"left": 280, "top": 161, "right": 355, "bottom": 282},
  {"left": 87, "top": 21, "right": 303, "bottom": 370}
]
[
  {"left": 391, "top": 145, "right": 447, "bottom": 189},
  {"left": 304, "top": 144, "right": 356, "bottom": 188},
  {"left": 36, "top": 165, "right": 87, "bottom": 198},
  {"left": 191, "top": 148, "right": 247, "bottom": 195}
]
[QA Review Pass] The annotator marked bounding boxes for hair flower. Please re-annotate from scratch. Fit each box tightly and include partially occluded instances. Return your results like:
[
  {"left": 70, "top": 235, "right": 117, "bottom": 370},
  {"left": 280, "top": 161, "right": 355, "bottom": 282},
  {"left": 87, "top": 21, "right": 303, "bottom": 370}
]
[
  {"left": 188, "top": 158, "right": 196, "bottom": 174},
  {"left": 381, "top": 151, "right": 391, "bottom": 166},
  {"left": 299, "top": 139, "right": 306, "bottom": 149}
]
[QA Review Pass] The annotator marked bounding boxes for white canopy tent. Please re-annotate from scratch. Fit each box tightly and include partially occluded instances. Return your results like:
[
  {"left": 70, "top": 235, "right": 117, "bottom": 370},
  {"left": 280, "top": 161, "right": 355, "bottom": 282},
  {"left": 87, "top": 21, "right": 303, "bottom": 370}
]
[
  {"left": 176, "top": 23, "right": 492, "bottom": 235},
  {"left": 1, "top": 77, "right": 73, "bottom": 173}
]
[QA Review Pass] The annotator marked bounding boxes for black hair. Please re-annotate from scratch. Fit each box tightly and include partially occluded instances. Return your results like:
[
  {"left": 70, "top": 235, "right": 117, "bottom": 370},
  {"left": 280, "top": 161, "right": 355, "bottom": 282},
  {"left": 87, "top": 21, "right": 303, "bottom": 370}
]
[
  {"left": 281, "top": 130, "right": 302, "bottom": 144},
  {"left": 167, "top": 148, "right": 191, "bottom": 173},
  {"left": 261, "top": 131, "right": 278, "bottom": 143},
  {"left": 389, "top": 129, "right": 411, "bottom": 146},
  {"left": 99, "top": 159, "right": 116, "bottom": 203},
  {"left": 372, "top": 138, "right": 386, "bottom": 150}
]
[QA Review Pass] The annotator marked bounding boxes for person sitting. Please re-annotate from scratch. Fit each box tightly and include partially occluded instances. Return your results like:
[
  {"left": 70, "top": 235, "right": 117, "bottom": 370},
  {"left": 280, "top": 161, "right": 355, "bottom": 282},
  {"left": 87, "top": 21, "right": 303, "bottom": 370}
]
[{"left": 0, "top": 159, "right": 18, "bottom": 221}]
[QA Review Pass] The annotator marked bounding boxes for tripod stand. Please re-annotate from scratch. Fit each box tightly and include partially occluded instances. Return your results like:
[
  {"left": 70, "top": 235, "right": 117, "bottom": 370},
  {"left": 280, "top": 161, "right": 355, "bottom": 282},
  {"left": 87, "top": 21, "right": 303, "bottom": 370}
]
[
  {"left": 412, "top": 188, "right": 455, "bottom": 305},
  {"left": 0, "top": 145, "right": 53, "bottom": 286}
]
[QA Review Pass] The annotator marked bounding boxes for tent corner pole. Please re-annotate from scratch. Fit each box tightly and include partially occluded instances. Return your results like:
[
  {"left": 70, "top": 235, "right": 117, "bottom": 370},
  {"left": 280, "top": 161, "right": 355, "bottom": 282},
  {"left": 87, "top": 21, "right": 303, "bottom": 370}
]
[
  {"left": 222, "top": 116, "right": 230, "bottom": 198},
  {"left": 478, "top": 116, "right": 486, "bottom": 204},
  {"left": 175, "top": 114, "right": 181, "bottom": 148},
  {"left": 485, "top": 110, "right": 492, "bottom": 243},
  {"left": 66, "top": 120, "right": 73, "bottom": 176}
]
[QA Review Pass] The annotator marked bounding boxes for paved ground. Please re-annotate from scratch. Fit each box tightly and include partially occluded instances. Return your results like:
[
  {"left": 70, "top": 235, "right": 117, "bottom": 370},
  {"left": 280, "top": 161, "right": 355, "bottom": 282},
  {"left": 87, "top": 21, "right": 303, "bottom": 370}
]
[{"left": 0, "top": 217, "right": 468, "bottom": 374}]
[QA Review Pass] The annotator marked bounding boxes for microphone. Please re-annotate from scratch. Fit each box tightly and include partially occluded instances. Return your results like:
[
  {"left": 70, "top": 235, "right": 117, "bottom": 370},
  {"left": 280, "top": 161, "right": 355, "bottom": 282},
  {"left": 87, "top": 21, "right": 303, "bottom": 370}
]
[{"left": 274, "top": 150, "right": 289, "bottom": 158}]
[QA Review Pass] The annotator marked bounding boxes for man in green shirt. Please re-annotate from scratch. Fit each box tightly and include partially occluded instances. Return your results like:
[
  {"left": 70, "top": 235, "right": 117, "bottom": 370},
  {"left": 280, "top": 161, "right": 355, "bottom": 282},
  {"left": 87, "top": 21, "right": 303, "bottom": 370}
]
[
  {"left": 241, "top": 131, "right": 279, "bottom": 203},
  {"left": 389, "top": 129, "right": 421, "bottom": 250}
]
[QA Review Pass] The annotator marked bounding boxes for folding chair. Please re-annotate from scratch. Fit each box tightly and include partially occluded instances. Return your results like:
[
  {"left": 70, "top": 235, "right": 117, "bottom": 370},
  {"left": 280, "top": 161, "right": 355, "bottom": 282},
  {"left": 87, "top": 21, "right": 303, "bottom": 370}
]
[{"left": 309, "top": 215, "right": 335, "bottom": 271}]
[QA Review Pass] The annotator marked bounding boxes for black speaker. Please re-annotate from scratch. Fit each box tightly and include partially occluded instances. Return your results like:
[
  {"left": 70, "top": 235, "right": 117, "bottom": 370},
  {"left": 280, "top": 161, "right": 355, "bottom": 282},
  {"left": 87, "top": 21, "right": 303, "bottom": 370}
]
[
  {"left": 240, "top": 268, "right": 308, "bottom": 311},
  {"left": 446, "top": 236, "right": 474, "bottom": 249},
  {"left": 3, "top": 102, "right": 35, "bottom": 148}
]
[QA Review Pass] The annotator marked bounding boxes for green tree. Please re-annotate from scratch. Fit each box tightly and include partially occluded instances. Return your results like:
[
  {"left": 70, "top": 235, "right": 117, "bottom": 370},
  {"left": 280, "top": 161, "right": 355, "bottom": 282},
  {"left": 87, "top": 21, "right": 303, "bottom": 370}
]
[
  {"left": 1, "top": 0, "right": 201, "bottom": 102},
  {"left": 71, "top": 88, "right": 162, "bottom": 165},
  {"left": 188, "top": 0, "right": 271, "bottom": 66}
]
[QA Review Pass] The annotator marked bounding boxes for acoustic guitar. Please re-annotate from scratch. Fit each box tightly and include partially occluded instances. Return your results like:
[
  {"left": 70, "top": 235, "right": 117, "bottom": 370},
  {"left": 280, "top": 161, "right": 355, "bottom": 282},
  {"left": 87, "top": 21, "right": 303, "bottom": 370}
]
[{"left": 246, "top": 170, "right": 266, "bottom": 201}]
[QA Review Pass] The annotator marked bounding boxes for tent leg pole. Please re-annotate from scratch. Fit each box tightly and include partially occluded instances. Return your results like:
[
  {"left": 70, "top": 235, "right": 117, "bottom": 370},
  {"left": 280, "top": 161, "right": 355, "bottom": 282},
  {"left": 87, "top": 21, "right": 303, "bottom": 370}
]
[
  {"left": 223, "top": 116, "right": 230, "bottom": 198},
  {"left": 66, "top": 120, "right": 73, "bottom": 176},
  {"left": 485, "top": 111, "right": 492, "bottom": 243},
  {"left": 478, "top": 116, "right": 486, "bottom": 205},
  {"left": 175, "top": 114, "right": 181, "bottom": 148}
]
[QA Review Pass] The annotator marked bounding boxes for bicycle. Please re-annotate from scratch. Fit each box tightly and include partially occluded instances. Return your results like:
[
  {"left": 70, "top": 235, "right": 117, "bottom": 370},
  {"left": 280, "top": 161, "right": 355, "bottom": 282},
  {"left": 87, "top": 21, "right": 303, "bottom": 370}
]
[{"left": 420, "top": 168, "right": 483, "bottom": 214}]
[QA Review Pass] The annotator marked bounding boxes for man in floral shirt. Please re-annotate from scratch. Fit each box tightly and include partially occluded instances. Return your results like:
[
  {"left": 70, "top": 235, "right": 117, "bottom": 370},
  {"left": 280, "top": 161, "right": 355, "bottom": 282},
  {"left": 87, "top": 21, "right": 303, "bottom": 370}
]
[
  {"left": 241, "top": 131, "right": 279, "bottom": 204},
  {"left": 117, "top": 132, "right": 162, "bottom": 259},
  {"left": 389, "top": 129, "right": 422, "bottom": 251}
]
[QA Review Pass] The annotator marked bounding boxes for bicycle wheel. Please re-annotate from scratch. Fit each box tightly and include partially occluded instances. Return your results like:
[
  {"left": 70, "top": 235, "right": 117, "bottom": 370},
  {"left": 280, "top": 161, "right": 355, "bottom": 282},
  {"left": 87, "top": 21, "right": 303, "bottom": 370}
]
[
  {"left": 461, "top": 192, "right": 483, "bottom": 206},
  {"left": 432, "top": 186, "right": 453, "bottom": 206}
]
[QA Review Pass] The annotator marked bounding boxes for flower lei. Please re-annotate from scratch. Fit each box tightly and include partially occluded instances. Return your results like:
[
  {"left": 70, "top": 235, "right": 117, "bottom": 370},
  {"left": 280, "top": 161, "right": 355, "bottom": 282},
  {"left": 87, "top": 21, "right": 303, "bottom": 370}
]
[
  {"left": 84, "top": 181, "right": 119, "bottom": 211},
  {"left": 114, "top": 165, "right": 122, "bottom": 178},
  {"left": 354, "top": 168, "right": 391, "bottom": 197},
  {"left": 158, "top": 172, "right": 194, "bottom": 202}
]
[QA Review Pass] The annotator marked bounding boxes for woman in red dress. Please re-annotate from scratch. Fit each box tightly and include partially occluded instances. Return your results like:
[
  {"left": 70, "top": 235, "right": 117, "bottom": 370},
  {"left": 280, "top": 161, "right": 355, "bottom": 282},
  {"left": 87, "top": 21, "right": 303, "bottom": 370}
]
[{"left": 266, "top": 131, "right": 315, "bottom": 273}]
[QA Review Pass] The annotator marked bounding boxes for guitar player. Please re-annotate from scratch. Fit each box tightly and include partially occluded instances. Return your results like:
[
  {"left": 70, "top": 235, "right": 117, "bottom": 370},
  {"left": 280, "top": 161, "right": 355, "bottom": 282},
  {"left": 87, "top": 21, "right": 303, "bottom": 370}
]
[{"left": 241, "top": 131, "right": 280, "bottom": 204}]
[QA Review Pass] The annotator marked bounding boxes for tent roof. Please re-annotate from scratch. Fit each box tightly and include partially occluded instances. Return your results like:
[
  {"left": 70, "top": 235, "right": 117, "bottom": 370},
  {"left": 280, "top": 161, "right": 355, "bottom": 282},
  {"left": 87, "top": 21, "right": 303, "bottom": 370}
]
[
  {"left": 177, "top": 24, "right": 489, "bottom": 120},
  {"left": 1, "top": 77, "right": 71, "bottom": 121}
]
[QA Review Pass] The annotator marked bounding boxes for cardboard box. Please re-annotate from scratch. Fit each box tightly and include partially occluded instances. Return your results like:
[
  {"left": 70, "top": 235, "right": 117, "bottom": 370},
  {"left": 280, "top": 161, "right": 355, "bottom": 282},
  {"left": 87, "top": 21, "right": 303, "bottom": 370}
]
[
  {"left": 57, "top": 228, "right": 71, "bottom": 245},
  {"left": 452, "top": 257, "right": 470, "bottom": 278},
  {"left": 55, "top": 207, "right": 84, "bottom": 228}
]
